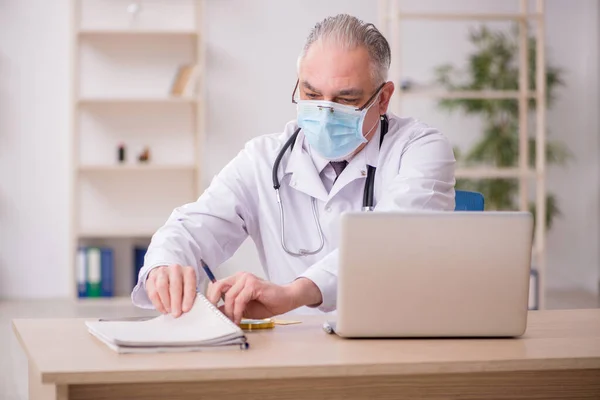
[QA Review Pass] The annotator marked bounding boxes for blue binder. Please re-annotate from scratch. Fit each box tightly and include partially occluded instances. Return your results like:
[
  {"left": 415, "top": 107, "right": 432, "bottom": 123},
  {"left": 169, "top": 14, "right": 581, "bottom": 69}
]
[
  {"left": 133, "top": 246, "right": 148, "bottom": 288},
  {"left": 100, "top": 248, "right": 114, "bottom": 297}
]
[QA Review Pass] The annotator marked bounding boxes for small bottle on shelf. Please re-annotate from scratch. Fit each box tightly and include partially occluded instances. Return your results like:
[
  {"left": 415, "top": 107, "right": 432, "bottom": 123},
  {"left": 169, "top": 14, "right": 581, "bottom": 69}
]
[
  {"left": 138, "top": 146, "right": 151, "bottom": 163},
  {"left": 118, "top": 143, "right": 126, "bottom": 163}
]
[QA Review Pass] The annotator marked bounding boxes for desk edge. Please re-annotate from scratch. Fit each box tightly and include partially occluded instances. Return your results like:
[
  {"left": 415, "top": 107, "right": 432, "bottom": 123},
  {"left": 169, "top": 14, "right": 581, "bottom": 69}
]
[{"left": 41, "top": 357, "right": 600, "bottom": 385}]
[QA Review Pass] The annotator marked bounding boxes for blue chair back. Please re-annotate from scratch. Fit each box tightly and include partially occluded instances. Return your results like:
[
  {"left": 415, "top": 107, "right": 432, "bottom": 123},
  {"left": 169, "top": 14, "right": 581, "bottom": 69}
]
[{"left": 454, "top": 190, "right": 484, "bottom": 211}]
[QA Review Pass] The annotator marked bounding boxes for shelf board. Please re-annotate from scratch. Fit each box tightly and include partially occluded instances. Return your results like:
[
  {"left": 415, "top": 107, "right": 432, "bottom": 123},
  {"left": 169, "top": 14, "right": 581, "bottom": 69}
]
[
  {"left": 395, "top": 12, "right": 542, "bottom": 21},
  {"left": 399, "top": 90, "right": 536, "bottom": 100},
  {"left": 76, "top": 296, "right": 132, "bottom": 303},
  {"left": 455, "top": 167, "right": 537, "bottom": 179},
  {"left": 79, "top": 164, "right": 196, "bottom": 172},
  {"left": 78, "top": 229, "right": 156, "bottom": 238},
  {"left": 78, "top": 29, "right": 198, "bottom": 37},
  {"left": 78, "top": 97, "right": 197, "bottom": 105}
]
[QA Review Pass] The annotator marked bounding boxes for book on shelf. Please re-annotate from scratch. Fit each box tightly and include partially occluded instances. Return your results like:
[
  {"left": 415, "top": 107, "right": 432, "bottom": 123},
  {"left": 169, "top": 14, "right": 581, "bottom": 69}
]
[
  {"left": 77, "top": 247, "right": 114, "bottom": 298},
  {"left": 77, "top": 248, "right": 87, "bottom": 298},
  {"left": 101, "top": 248, "right": 114, "bottom": 297},
  {"left": 133, "top": 246, "right": 148, "bottom": 288},
  {"left": 170, "top": 64, "right": 200, "bottom": 97}
]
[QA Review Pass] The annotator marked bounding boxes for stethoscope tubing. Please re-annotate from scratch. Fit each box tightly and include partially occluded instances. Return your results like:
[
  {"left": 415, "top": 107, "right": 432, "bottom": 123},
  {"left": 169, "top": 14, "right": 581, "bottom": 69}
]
[{"left": 272, "top": 115, "right": 388, "bottom": 256}]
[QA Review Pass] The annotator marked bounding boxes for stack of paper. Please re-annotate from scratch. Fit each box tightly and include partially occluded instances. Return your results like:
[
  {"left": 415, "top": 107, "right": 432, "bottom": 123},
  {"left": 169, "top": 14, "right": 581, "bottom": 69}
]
[{"left": 86, "top": 293, "right": 248, "bottom": 353}]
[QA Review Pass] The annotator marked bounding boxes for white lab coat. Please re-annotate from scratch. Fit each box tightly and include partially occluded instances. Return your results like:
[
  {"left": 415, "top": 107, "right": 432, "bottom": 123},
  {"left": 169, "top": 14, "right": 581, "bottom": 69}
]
[{"left": 131, "top": 112, "right": 456, "bottom": 314}]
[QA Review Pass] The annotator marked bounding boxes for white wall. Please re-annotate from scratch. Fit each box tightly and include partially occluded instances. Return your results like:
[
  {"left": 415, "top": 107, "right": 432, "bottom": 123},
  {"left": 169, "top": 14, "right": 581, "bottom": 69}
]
[
  {"left": 544, "top": 0, "right": 599, "bottom": 292},
  {"left": 0, "top": 0, "right": 598, "bottom": 298},
  {"left": 0, "top": 0, "right": 71, "bottom": 297}
]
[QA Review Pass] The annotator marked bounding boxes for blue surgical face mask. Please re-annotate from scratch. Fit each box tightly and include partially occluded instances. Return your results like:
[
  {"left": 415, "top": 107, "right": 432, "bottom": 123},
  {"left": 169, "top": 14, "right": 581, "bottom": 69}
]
[{"left": 296, "top": 98, "right": 379, "bottom": 161}]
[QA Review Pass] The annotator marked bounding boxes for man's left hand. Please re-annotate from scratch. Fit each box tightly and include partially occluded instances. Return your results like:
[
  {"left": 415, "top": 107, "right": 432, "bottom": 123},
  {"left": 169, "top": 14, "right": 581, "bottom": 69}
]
[{"left": 206, "top": 272, "right": 322, "bottom": 324}]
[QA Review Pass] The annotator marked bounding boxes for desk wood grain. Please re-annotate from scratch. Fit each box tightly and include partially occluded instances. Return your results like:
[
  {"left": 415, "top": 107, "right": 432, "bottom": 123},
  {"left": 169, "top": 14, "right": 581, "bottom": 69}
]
[
  {"left": 13, "top": 309, "right": 600, "bottom": 400},
  {"left": 69, "top": 370, "right": 600, "bottom": 400}
]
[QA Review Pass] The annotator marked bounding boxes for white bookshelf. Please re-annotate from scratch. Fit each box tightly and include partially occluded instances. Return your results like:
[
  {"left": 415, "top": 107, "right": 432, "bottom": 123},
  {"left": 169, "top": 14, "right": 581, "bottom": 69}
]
[
  {"left": 79, "top": 229, "right": 158, "bottom": 239},
  {"left": 379, "top": 0, "right": 548, "bottom": 309},
  {"left": 455, "top": 167, "right": 537, "bottom": 179},
  {"left": 70, "top": 0, "right": 205, "bottom": 298},
  {"left": 78, "top": 97, "right": 198, "bottom": 105},
  {"left": 78, "top": 29, "right": 198, "bottom": 37},
  {"left": 79, "top": 164, "right": 196, "bottom": 172},
  {"left": 393, "top": 12, "right": 542, "bottom": 21},
  {"left": 398, "top": 90, "right": 537, "bottom": 100}
]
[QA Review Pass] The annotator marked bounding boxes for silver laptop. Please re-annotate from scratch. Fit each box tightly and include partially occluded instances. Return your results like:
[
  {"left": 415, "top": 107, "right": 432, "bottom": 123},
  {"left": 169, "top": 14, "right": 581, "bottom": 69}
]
[{"left": 330, "top": 211, "right": 533, "bottom": 338}]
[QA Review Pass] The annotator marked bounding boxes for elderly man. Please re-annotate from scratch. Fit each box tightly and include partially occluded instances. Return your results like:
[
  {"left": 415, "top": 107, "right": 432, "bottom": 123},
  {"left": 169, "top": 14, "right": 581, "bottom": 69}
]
[{"left": 131, "top": 14, "right": 455, "bottom": 323}]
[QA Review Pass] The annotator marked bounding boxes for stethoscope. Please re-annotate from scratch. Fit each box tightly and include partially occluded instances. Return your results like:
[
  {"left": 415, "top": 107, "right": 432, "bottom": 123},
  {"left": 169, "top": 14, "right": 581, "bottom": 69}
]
[{"left": 272, "top": 114, "right": 389, "bottom": 257}]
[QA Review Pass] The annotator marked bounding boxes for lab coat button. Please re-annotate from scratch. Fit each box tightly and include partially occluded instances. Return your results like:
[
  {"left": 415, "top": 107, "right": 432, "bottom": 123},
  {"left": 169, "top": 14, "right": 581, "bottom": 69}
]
[
  {"left": 325, "top": 206, "right": 332, "bottom": 212},
  {"left": 291, "top": 181, "right": 296, "bottom": 187},
  {"left": 361, "top": 170, "right": 367, "bottom": 176}
]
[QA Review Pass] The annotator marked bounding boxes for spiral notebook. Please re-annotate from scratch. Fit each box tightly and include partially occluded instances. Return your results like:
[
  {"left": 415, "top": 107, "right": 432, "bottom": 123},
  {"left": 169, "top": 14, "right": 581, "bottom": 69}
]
[{"left": 85, "top": 293, "right": 248, "bottom": 353}]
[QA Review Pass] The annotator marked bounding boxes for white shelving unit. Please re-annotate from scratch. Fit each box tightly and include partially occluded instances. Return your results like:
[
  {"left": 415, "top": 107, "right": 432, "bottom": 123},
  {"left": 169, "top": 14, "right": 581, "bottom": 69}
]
[
  {"left": 379, "top": 0, "right": 548, "bottom": 308},
  {"left": 78, "top": 97, "right": 198, "bottom": 105},
  {"left": 70, "top": 0, "right": 205, "bottom": 298},
  {"left": 398, "top": 90, "right": 537, "bottom": 100},
  {"left": 78, "top": 29, "right": 198, "bottom": 36},
  {"left": 79, "top": 164, "right": 197, "bottom": 172}
]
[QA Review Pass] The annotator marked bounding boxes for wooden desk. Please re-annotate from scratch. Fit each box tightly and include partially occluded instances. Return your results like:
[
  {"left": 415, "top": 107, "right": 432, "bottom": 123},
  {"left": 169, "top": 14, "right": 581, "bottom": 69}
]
[{"left": 13, "top": 309, "right": 600, "bottom": 400}]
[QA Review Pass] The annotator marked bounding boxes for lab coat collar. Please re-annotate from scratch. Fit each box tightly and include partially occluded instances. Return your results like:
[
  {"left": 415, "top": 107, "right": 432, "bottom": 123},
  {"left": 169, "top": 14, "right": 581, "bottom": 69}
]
[
  {"left": 284, "top": 120, "right": 382, "bottom": 202},
  {"left": 307, "top": 144, "right": 330, "bottom": 175},
  {"left": 326, "top": 120, "right": 382, "bottom": 199},
  {"left": 283, "top": 130, "right": 329, "bottom": 202},
  {"left": 363, "top": 120, "right": 382, "bottom": 168}
]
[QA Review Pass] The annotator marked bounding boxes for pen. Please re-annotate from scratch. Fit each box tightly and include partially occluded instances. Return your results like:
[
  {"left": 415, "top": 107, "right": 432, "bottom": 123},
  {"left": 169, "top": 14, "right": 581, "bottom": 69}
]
[{"left": 201, "top": 260, "right": 226, "bottom": 303}]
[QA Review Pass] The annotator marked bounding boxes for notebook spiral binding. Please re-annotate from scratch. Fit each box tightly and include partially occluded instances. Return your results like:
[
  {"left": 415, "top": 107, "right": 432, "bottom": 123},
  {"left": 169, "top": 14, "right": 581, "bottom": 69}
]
[{"left": 197, "top": 293, "right": 249, "bottom": 349}]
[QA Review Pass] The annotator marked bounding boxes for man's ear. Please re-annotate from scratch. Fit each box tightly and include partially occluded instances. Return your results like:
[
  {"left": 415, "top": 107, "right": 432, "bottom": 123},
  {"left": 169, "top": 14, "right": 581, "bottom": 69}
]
[{"left": 378, "top": 81, "right": 395, "bottom": 115}]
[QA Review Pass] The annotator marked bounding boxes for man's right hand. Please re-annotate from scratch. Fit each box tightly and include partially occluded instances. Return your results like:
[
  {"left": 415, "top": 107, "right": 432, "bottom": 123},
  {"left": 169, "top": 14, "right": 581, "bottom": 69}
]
[{"left": 146, "top": 264, "right": 197, "bottom": 317}]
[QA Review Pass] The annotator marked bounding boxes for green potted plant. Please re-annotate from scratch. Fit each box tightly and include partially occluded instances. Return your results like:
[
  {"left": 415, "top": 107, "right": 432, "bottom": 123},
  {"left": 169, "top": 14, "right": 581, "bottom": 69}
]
[{"left": 433, "top": 25, "right": 570, "bottom": 230}]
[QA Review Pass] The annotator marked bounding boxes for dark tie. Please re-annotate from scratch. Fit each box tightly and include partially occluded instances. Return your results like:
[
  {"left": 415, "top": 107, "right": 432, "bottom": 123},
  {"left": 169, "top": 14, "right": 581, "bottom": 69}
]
[{"left": 330, "top": 161, "right": 348, "bottom": 182}]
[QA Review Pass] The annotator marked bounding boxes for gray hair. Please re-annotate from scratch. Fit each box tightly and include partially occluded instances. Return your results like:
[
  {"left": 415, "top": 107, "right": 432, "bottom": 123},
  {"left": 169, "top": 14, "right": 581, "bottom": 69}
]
[{"left": 298, "top": 14, "right": 391, "bottom": 85}]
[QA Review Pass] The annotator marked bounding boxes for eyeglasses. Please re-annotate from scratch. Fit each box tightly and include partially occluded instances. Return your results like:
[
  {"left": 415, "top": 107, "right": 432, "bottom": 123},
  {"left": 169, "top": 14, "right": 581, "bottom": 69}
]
[{"left": 291, "top": 79, "right": 386, "bottom": 111}]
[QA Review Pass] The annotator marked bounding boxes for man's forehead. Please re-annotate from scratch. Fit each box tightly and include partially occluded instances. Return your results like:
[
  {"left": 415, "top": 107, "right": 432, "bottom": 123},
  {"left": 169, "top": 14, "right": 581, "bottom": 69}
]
[{"left": 299, "top": 40, "right": 373, "bottom": 93}]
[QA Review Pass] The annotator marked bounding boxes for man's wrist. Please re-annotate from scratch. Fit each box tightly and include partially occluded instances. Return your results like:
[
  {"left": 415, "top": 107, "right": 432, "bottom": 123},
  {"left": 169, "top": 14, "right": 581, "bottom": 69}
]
[{"left": 285, "top": 277, "right": 323, "bottom": 310}]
